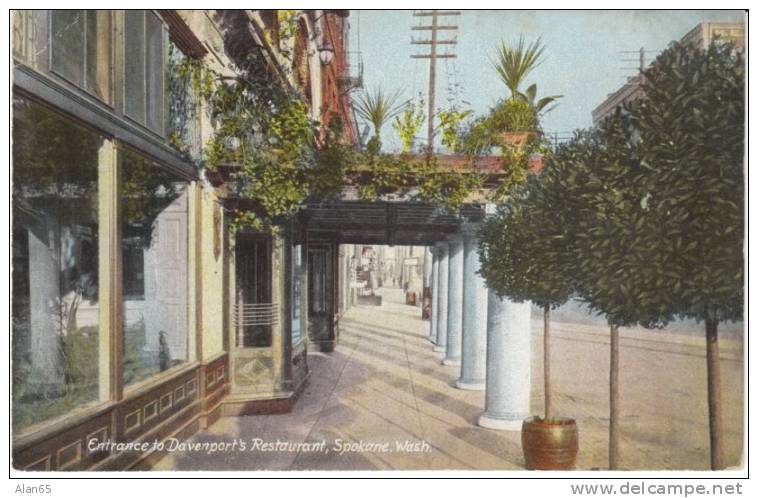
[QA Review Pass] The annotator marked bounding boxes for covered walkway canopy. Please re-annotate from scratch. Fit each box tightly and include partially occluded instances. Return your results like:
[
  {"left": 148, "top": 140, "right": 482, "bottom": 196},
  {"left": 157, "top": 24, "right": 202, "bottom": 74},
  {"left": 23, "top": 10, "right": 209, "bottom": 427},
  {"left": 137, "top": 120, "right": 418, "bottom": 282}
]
[{"left": 301, "top": 200, "right": 487, "bottom": 245}]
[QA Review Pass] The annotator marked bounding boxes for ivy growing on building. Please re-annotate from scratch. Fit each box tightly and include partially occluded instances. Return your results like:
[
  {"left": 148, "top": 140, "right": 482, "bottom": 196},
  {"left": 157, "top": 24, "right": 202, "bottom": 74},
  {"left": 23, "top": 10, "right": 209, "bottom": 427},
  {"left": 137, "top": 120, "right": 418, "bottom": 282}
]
[{"left": 173, "top": 46, "right": 501, "bottom": 232}]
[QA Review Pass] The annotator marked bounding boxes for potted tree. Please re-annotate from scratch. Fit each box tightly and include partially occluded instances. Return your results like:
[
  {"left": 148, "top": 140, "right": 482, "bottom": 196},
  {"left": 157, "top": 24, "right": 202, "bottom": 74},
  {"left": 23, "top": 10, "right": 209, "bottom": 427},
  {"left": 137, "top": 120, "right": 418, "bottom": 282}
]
[
  {"left": 491, "top": 36, "right": 561, "bottom": 148},
  {"left": 490, "top": 98, "right": 540, "bottom": 147},
  {"left": 566, "top": 113, "right": 682, "bottom": 470},
  {"left": 479, "top": 156, "right": 578, "bottom": 470},
  {"left": 634, "top": 40, "right": 744, "bottom": 470}
]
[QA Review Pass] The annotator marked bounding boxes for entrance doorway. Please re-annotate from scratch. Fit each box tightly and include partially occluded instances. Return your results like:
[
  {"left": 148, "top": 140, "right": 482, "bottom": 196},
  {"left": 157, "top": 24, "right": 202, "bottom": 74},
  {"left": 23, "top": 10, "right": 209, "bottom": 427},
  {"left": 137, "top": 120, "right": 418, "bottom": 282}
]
[{"left": 307, "top": 243, "right": 335, "bottom": 352}]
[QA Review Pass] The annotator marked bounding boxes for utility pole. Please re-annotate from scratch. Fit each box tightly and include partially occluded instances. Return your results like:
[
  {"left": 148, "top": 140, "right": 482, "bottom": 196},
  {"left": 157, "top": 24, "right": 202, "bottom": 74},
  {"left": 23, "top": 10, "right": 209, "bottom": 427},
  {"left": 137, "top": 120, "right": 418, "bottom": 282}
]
[{"left": 411, "top": 10, "right": 460, "bottom": 153}]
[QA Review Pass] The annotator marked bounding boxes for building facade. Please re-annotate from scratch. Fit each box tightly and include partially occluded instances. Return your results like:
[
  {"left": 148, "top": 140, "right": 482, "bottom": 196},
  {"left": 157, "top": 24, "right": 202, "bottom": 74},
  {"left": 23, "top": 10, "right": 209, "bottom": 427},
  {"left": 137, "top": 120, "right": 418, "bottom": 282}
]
[
  {"left": 11, "top": 9, "right": 357, "bottom": 471},
  {"left": 591, "top": 20, "right": 745, "bottom": 125}
]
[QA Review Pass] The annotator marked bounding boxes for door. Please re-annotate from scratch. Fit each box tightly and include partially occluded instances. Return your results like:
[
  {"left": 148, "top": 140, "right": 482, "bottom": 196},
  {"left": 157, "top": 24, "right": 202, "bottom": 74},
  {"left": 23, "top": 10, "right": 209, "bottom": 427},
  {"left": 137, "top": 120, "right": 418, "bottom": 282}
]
[{"left": 308, "top": 244, "right": 334, "bottom": 351}]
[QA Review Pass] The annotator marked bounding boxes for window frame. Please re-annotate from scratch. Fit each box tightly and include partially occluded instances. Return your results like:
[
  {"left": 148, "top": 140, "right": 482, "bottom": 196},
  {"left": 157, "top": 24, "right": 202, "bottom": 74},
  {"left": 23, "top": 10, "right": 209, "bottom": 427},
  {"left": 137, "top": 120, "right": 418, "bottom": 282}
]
[
  {"left": 10, "top": 93, "right": 110, "bottom": 435},
  {"left": 119, "top": 145, "right": 193, "bottom": 389},
  {"left": 122, "top": 10, "right": 168, "bottom": 137},
  {"left": 48, "top": 10, "right": 113, "bottom": 105}
]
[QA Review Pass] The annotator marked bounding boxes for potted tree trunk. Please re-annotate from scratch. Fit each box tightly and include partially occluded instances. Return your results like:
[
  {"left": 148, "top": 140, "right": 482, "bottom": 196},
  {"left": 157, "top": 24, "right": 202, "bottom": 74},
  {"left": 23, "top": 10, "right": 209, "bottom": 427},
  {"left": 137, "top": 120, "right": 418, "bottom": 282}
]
[
  {"left": 521, "top": 304, "right": 579, "bottom": 470},
  {"left": 479, "top": 167, "right": 578, "bottom": 470}
]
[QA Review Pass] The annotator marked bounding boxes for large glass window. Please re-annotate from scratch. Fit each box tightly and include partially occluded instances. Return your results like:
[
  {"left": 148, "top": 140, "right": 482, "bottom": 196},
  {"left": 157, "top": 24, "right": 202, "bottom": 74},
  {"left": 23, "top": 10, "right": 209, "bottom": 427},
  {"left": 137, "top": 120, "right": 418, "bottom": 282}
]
[
  {"left": 122, "top": 150, "right": 189, "bottom": 387},
  {"left": 12, "top": 96, "right": 103, "bottom": 431},
  {"left": 50, "top": 10, "right": 111, "bottom": 103},
  {"left": 124, "top": 10, "right": 166, "bottom": 135},
  {"left": 292, "top": 245, "right": 303, "bottom": 344}
]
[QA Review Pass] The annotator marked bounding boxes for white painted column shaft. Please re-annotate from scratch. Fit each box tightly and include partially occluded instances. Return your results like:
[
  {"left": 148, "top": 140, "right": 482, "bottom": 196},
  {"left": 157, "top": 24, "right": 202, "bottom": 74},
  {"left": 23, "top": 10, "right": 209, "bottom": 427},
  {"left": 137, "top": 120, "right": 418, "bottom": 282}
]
[
  {"left": 429, "top": 248, "right": 440, "bottom": 342},
  {"left": 433, "top": 242, "right": 449, "bottom": 352},
  {"left": 478, "top": 291, "right": 532, "bottom": 430},
  {"left": 456, "top": 231, "right": 488, "bottom": 390},
  {"left": 443, "top": 235, "right": 464, "bottom": 366}
]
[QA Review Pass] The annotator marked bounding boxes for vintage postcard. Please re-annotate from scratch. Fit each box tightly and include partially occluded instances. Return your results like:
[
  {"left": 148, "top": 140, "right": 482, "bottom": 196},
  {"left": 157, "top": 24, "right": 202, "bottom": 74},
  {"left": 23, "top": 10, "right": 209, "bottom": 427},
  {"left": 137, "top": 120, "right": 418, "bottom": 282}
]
[{"left": 8, "top": 7, "right": 746, "bottom": 482}]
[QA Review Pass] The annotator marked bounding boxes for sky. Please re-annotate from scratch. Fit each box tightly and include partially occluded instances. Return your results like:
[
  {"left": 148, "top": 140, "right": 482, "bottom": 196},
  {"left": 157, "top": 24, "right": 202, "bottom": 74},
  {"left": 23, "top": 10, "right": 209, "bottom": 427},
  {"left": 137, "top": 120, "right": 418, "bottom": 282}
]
[{"left": 348, "top": 9, "right": 745, "bottom": 152}]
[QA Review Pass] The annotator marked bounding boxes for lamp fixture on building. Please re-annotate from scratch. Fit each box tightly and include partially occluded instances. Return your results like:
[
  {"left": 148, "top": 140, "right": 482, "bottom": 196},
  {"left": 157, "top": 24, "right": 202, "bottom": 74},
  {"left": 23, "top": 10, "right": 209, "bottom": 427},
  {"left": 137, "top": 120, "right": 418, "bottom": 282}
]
[{"left": 318, "top": 40, "right": 335, "bottom": 65}]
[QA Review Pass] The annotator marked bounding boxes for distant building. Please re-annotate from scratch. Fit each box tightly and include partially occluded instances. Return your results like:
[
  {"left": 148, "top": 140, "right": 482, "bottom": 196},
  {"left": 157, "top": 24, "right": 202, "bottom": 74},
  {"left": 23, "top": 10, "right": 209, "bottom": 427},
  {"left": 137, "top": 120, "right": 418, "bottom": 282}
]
[
  {"left": 680, "top": 21, "right": 745, "bottom": 50},
  {"left": 591, "top": 21, "right": 745, "bottom": 125},
  {"left": 591, "top": 73, "right": 647, "bottom": 126}
]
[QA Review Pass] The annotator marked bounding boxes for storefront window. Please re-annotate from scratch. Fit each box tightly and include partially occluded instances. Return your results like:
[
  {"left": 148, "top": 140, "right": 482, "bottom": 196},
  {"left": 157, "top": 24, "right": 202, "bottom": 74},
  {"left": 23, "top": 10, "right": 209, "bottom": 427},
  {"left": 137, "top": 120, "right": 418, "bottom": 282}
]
[
  {"left": 12, "top": 96, "right": 103, "bottom": 431},
  {"left": 122, "top": 150, "right": 189, "bottom": 386},
  {"left": 292, "top": 245, "right": 303, "bottom": 344}
]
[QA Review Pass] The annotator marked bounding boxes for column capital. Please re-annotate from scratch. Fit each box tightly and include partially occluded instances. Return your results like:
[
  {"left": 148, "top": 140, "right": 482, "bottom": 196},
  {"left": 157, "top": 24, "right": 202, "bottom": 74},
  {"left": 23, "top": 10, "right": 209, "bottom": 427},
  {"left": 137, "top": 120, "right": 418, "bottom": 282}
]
[
  {"left": 434, "top": 240, "right": 449, "bottom": 252},
  {"left": 447, "top": 233, "right": 464, "bottom": 244},
  {"left": 460, "top": 223, "right": 482, "bottom": 240}
]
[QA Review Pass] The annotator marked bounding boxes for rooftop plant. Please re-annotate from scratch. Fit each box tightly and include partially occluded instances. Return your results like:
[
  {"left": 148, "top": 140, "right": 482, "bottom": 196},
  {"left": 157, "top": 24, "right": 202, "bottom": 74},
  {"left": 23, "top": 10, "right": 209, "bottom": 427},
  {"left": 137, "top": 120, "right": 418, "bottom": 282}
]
[
  {"left": 354, "top": 87, "right": 405, "bottom": 154},
  {"left": 493, "top": 36, "right": 545, "bottom": 99},
  {"left": 392, "top": 98, "right": 425, "bottom": 154}
]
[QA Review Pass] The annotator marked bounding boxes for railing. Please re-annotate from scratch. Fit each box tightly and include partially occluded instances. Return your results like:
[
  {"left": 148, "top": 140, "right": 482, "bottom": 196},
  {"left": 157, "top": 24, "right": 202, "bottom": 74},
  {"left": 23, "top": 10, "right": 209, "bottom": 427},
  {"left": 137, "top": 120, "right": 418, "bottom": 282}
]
[
  {"left": 339, "top": 51, "right": 363, "bottom": 92},
  {"left": 232, "top": 301, "right": 278, "bottom": 348}
]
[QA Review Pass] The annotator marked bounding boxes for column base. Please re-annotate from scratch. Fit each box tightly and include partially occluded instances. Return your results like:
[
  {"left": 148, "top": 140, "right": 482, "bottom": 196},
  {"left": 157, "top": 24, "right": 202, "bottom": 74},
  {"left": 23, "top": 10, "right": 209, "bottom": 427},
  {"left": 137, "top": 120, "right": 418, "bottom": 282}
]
[
  {"left": 428, "top": 335, "right": 437, "bottom": 344},
  {"left": 433, "top": 345, "right": 446, "bottom": 353},
  {"left": 454, "top": 379, "right": 485, "bottom": 390},
  {"left": 478, "top": 413, "right": 524, "bottom": 431},
  {"left": 442, "top": 357, "right": 461, "bottom": 367}
]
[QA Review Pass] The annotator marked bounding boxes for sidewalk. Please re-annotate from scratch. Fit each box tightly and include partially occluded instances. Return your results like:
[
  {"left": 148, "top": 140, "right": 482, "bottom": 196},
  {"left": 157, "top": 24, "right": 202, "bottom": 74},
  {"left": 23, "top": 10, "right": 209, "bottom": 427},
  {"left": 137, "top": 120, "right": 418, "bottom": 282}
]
[{"left": 154, "top": 287, "right": 743, "bottom": 471}]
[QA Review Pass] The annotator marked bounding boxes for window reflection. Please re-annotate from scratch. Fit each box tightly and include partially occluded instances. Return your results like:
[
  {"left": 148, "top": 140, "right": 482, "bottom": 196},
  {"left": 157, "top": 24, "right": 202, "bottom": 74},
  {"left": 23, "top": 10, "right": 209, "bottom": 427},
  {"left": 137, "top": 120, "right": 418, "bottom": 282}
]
[
  {"left": 122, "top": 150, "right": 189, "bottom": 386},
  {"left": 12, "top": 96, "right": 102, "bottom": 430}
]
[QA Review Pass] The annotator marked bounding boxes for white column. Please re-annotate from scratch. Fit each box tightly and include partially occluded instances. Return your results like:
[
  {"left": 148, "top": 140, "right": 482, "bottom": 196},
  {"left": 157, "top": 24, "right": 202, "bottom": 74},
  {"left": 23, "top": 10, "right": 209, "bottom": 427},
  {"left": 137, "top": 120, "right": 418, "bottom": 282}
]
[
  {"left": 429, "top": 248, "right": 440, "bottom": 343},
  {"left": 456, "top": 229, "right": 488, "bottom": 390},
  {"left": 443, "top": 234, "right": 464, "bottom": 366},
  {"left": 433, "top": 242, "right": 449, "bottom": 352},
  {"left": 422, "top": 246, "right": 433, "bottom": 317},
  {"left": 478, "top": 291, "right": 532, "bottom": 430}
]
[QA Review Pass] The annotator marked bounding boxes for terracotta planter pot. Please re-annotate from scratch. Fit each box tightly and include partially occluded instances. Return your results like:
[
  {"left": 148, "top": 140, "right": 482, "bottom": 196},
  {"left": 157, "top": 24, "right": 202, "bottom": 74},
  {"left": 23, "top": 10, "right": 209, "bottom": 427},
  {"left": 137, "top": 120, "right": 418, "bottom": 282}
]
[
  {"left": 521, "top": 416, "right": 579, "bottom": 470},
  {"left": 502, "top": 130, "right": 540, "bottom": 148}
]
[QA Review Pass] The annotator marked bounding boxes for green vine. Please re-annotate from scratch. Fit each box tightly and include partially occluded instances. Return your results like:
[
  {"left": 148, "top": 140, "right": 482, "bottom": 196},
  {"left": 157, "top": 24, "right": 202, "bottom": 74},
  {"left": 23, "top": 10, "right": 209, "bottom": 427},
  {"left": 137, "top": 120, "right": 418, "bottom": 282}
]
[
  {"left": 276, "top": 10, "right": 299, "bottom": 61},
  {"left": 173, "top": 51, "right": 496, "bottom": 233},
  {"left": 437, "top": 108, "right": 472, "bottom": 152}
]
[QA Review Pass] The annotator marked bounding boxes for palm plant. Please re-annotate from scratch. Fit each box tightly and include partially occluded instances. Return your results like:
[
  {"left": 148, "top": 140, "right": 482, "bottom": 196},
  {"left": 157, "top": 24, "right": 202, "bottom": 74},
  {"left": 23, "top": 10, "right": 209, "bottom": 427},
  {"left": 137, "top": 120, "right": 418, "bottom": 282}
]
[
  {"left": 493, "top": 36, "right": 545, "bottom": 99},
  {"left": 353, "top": 88, "right": 405, "bottom": 145},
  {"left": 520, "top": 83, "right": 562, "bottom": 114}
]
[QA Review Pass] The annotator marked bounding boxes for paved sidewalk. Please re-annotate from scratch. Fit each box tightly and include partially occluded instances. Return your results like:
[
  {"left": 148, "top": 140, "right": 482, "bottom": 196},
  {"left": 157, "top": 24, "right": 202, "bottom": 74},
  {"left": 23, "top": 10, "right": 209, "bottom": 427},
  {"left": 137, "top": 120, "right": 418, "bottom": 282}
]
[{"left": 154, "top": 287, "right": 743, "bottom": 471}]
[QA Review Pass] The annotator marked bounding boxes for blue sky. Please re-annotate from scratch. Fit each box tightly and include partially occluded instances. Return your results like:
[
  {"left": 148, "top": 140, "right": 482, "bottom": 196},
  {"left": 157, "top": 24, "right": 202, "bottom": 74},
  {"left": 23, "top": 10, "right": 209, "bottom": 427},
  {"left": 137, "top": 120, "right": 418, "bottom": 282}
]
[{"left": 348, "top": 9, "right": 745, "bottom": 152}]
